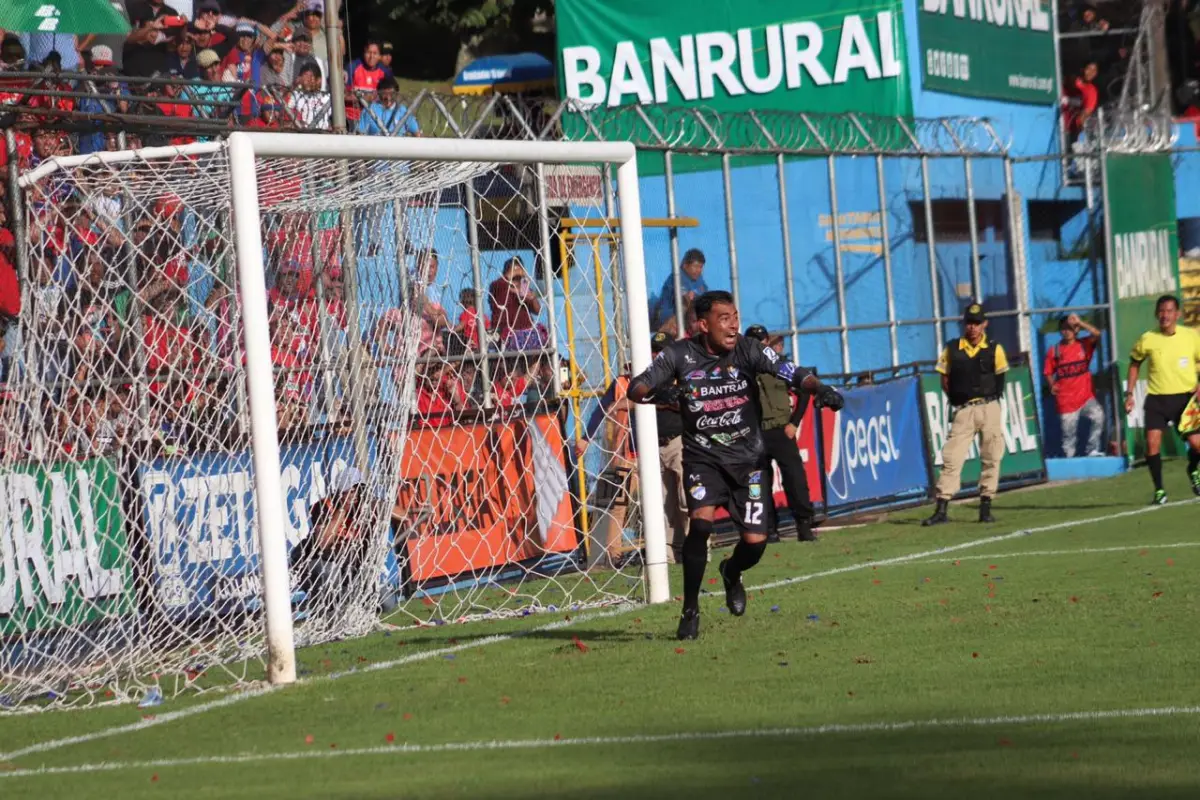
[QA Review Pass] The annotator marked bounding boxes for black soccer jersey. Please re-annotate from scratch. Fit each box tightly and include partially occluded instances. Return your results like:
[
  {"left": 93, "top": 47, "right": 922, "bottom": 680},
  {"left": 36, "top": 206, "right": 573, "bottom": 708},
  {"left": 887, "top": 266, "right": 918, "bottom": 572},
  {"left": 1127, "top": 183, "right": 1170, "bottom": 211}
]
[{"left": 630, "top": 335, "right": 811, "bottom": 466}]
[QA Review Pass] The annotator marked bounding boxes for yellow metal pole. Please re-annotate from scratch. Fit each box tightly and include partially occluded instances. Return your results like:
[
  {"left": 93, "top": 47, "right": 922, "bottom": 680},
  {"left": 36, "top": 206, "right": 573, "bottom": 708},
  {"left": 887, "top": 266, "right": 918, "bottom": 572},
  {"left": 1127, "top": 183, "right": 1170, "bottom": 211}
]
[
  {"left": 560, "top": 231, "right": 591, "bottom": 548},
  {"left": 591, "top": 234, "right": 613, "bottom": 389}
]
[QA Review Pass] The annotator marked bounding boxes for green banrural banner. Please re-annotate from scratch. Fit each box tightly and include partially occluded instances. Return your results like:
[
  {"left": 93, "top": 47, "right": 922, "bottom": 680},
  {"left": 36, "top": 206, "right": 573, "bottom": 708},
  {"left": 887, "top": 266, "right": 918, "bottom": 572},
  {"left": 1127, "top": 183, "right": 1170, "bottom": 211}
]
[
  {"left": 917, "top": 0, "right": 1056, "bottom": 104},
  {"left": 555, "top": 0, "right": 912, "bottom": 156},
  {"left": 1104, "top": 153, "right": 1184, "bottom": 461},
  {"left": 0, "top": 458, "right": 133, "bottom": 636},
  {"left": 920, "top": 365, "right": 1047, "bottom": 493}
]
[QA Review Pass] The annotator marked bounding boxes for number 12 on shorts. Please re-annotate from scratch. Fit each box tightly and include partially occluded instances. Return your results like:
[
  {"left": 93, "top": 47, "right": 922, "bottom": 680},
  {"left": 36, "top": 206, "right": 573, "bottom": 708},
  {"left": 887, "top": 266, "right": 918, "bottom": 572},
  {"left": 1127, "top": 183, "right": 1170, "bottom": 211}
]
[{"left": 744, "top": 501, "right": 763, "bottom": 524}]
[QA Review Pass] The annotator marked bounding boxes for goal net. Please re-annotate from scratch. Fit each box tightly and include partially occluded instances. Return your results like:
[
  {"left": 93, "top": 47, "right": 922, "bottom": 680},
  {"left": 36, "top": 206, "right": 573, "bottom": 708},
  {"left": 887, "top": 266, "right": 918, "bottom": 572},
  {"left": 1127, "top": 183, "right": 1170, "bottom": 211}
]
[{"left": 1, "top": 135, "right": 663, "bottom": 710}]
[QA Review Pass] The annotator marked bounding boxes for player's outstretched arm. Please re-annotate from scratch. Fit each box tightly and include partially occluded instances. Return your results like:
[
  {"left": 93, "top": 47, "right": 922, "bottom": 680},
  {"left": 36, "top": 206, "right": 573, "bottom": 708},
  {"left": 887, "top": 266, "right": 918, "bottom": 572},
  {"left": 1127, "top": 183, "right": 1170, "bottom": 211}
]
[
  {"left": 744, "top": 339, "right": 844, "bottom": 411},
  {"left": 628, "top": 345, "right": 680, "bottom": 404}
]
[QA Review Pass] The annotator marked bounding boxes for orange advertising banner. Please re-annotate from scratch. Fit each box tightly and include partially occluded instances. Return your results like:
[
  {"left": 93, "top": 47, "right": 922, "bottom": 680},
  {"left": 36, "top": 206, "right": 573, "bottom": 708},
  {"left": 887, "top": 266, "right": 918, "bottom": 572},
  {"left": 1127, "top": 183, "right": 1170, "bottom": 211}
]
[{"left": 396, "top": 413, "right": 578, "bottom": 581}]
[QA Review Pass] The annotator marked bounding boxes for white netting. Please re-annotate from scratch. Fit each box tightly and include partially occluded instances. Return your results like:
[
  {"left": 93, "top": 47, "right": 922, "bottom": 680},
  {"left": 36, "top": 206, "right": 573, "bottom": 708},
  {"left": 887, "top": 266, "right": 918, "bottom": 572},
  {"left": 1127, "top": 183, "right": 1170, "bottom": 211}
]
[{"left": 1, "top": 140, "right": 649, "bottom": 710}]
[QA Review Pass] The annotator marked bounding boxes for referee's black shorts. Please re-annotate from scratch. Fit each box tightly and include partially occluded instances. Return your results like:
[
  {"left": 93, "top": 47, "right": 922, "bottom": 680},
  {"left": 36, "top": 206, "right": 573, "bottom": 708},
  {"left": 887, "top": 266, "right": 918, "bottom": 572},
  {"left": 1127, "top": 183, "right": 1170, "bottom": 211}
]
[{"left": 1143, "top": 392, "right": 1193, "bottom": 431}]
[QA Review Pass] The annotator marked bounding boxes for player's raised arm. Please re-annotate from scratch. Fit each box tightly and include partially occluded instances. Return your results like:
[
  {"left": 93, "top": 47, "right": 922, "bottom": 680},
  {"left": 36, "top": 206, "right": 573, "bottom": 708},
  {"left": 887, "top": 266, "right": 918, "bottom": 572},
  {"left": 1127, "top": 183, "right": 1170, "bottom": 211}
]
[{"left": 742, "top": 338, "right": 845, "bottom": 411}]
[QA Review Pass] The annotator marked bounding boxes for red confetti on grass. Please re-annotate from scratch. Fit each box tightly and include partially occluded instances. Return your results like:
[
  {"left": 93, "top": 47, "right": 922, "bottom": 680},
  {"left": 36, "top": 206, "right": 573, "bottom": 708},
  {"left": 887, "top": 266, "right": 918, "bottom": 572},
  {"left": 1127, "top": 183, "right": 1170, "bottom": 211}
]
[
  {"left": 988, "top": 565, "right": 997, "bottom": 570},
  {"left": 972, "top": 652, "right": 980, "bottom": 658},
  {"left": 385, "top": 733, "right": 395, "bottom": 743},
  {"left": 142, "top": 715, "right": 156, "bottom": 721},
  {"left": 675, "top": 647, "right": 686, "bottom": 655},
  {"left": 458, "top": 677, "right": 468, "bottom": 684},
  {"left": 403, "top": 713, "right": 413, "bottom": 720},
  {"left": 151, "top": 774, "right": 159, "bottom": 783},
  {"left": 1166, "top": 558, "right": 1175, "bottom": 566},
  {"left": 304, "top": 735, "right": 314, "bottom": 745},
  {"left": 953, "top": 560, "right": 960, "bottom": 566},
  {"left": 708, "top": 578, "right": 718, "bottom": 584},
  {"left": 1070, "top": 596, "right": 1079, "bottom": 603},
  {"left": 554, "top": 733, "right": 562, "bottom": 741},
  {"left": 421, "top": 597, "right": 434, "bottom": 606},
  {"left": 1072, "top": 752, "right": 1080, "bottom": 760},
  {"left": 1139, "top": 550, "right": 1148, "bottom": 556},
  {"left": 872, "top": 580, "right": 882, "bottom": 585},
  {"left": 572, "top": 636, "right": 590, "bottom": 653},
  {"left": 330, "top": 743, "right": 338, "bottom": 749},
  {"left": 1152, "top": 591, "right": 1164, "bottom": 598},
  {"left": 501, "top": 696, "right": 511, "bottom": 705},
  {"left": 998, "top": 737, "right": 1012, "bottom": 747}
]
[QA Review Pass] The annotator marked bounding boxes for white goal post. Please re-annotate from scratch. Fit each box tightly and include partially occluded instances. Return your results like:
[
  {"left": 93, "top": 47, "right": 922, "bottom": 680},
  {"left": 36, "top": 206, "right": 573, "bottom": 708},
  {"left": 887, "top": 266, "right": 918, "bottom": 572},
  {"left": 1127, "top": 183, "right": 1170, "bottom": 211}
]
[
  {"left": 6, "top": 131, "right": 671, "bottom": 704},
  {"left": 228, "top": 133, "right": 672, "bottom": 684}
]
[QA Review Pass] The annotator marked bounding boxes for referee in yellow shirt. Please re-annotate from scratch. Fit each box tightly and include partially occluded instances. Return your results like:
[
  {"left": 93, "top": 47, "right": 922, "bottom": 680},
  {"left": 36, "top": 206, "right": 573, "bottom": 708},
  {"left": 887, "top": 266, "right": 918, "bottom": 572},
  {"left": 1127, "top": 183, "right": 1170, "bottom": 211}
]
[{"left": 1123, "top": 295, "right": 1200, "bottom": 504}]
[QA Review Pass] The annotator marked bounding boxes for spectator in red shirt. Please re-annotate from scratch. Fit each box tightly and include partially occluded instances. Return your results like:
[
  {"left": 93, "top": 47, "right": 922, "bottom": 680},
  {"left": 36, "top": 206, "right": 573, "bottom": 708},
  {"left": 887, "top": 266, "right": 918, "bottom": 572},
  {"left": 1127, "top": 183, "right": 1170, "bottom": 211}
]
[
  {"left": 1063, "top": 62, "right": 1099, "bottom": 137},
  {"left": 1044, "top": 313, "right": 1106, "bottom": 457},
  {"left": 346, "top": 41, "right": 392, "bottom": 97},
  {"left": 488, "top": 256, "right": 545, "bottom": 351},
  {"left": 455, "top": 287, "right": 488, "bottom": 351}
]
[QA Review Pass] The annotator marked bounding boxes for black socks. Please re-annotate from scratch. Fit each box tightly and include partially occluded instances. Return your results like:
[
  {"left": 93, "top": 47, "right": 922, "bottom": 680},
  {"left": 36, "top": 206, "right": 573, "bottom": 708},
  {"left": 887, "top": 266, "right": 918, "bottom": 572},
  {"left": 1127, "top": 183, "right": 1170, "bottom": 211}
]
[
  {"left": 726, "top": 539, "right": 767, "bottom": 583},
  {"left": 1147, "top": 453, "right": 1163, "bottom": 491},
  {"left": 681, "top": 519, "right": 713, "bottom": 612}
]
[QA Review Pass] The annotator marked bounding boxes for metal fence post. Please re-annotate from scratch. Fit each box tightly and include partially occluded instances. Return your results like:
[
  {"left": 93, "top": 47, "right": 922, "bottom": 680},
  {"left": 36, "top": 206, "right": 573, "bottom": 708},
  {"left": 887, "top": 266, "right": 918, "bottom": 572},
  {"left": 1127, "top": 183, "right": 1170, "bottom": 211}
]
[
  {"left": 964, "top": 156, "right": 982, "bottom": 304},
  {"left": 664, "top": 151, "right": 684, "bottom": 337},
  {"left": 777, "top": 154, "right": 800, "bottom": 362},
  {"left": 1003, "top": 157, "right": 1032, "bottom": 355},
  {"left": 826, "top": 156, "right": 851, "bottom": 373},
  {"left": 874, "top": 154, "right": 899, "bottom": 367},
  {"left": 534, "top": 163, "right": 561, "bottom": 395},
  {"left": 921, "top": 156, "right": 944, "bottom": 353},
  {"left": 722, "top": 154, "right": 740, "bottom": 311}
]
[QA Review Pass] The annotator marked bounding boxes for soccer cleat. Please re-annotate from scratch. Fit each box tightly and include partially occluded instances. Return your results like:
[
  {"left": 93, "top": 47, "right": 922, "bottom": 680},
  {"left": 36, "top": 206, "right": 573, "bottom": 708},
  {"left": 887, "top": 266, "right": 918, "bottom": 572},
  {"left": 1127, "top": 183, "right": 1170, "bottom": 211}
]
[
  {"left": 1190, "top": 469, "right": 1200, "bottom": 497},
  {"left": 676, "top": 608, "right": 700, "bottom": 640},
  {"left": 978, "top": 498, "right": 996, "bottom": 524},
  {"left": 796, "top": 521, "right": 818, "bottom": 542},
  {"left": 922, "top": 499, "right": 950, "bottom": 527},
  {"left": 718, "top": 559, "right": 747, "bottom": 617},
  {"left": 1152, "top": 489, "right": 1168, "bottom": 506}
]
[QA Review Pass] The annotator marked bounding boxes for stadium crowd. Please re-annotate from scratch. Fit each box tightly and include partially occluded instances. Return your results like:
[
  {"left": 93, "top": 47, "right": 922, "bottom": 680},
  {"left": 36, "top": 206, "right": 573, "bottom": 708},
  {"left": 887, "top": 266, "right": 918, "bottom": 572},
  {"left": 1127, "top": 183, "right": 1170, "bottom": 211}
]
[{"left": 0, "top": 3, "right": 570, "bottom": 461}]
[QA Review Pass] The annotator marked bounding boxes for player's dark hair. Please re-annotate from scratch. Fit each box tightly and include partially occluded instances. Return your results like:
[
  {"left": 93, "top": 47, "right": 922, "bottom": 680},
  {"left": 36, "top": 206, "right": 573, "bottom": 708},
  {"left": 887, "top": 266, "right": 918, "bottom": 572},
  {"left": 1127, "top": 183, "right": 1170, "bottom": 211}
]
[
  {"left": 693, "top": 290, "right": 734, "bottom": 319},
  {"left": 1155, "top": 295, "right": 1180, "bottom": 312}
]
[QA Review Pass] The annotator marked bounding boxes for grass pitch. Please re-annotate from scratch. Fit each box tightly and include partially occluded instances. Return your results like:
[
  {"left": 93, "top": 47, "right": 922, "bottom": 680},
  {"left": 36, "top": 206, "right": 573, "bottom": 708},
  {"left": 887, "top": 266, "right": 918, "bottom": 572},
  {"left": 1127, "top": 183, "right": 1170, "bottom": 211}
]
[{"left": 2, "top": 466, "right": 1200, "bottom": 799}]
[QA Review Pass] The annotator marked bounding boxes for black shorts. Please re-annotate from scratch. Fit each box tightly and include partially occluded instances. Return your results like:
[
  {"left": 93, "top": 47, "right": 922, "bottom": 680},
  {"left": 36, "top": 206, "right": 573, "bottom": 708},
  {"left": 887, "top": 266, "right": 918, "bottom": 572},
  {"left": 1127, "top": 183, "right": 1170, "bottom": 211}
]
[
  {"left": 683, "top": 461, "right": 769, "bottom": 533},
  {"left": 1144, "top": 393, "right": 1193, "bottom": 431}
]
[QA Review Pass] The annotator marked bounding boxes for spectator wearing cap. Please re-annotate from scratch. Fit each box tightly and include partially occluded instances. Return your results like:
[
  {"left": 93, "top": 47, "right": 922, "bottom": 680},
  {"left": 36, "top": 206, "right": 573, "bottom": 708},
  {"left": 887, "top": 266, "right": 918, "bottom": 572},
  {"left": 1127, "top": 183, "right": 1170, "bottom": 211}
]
[
  {"left": 220, "top": 21, "right": 273, "bottom": 84},
  {"left": 163, "top": 29, "right": 199, "bottom": 79},
  {"left": 923, "top": 303, "right": 1009, "bottom": 526},
  {"left": 356, "top": 76, "right": 420, "bottom": 137},
  {"left": 188, "top": 19, "right": 232, "bottom": 61},
  {"left": 488, "top": 256, "right": 545, "bottom": 351},
  {"left": 380, "top": 41, "right": 394, "bottom": 70},
  {"left": 745, "top": 324, "right": 817, "bottom": 542},
  {"left": 283, "top": 32, "right": 325, "bottom": 90},
  {"left": 248, "top": 101, "right": 282, "bottom": 129},
  {"left": 76, "top": 48, "right": 131, "bottom": 155},
  {"left": 78, "top": 0, "right": 131, "bottom": 73},
  {"left": 652, "top": 248, "right": 709, "bottom": 336},
  {"left": 300, "top": 4, "right": 342, "bottom": 69},
  {"left": 286, "top": 63, "right": 331, "bottom": 130},
  {"left": 187, "top": 49, "right": 236, "bottom": 122},
  {"left": 1044, "top": 313, "right": 1105, "bottom": 457},
  {"left": 347, "top": 41, "right": 393, "bottom": 97}
]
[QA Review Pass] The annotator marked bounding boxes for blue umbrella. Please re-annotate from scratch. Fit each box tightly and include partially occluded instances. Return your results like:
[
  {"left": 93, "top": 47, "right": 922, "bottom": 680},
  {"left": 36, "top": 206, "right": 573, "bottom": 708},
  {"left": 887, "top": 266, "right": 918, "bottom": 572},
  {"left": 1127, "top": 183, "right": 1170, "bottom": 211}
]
[{"left": 453, "top": 52, "right": 555, "bottom": 95}]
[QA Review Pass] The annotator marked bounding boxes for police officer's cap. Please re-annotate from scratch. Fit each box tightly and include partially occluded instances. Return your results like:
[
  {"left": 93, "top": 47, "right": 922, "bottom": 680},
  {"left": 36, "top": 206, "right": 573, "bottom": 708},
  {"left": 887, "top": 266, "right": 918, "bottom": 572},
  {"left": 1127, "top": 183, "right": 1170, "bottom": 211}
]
[
  {"left": 963, "top": 303, "right": 986, "bottom": 324},
  {"left": 651, "top": 332, "right": 673, "bottom": 353},
  {"left": 744, "top": 324, "right": 769, "bottom": 342}
]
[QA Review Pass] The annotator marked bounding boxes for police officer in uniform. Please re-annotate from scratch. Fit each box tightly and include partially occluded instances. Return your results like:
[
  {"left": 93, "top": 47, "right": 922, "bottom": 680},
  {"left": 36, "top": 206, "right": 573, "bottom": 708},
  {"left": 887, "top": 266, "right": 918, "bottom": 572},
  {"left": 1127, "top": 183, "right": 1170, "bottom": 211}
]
[
  {"left": 923, "top": 303, "right": 1008, "bottom": 526},
  {"left": 744, "top": 325, "right": 817, "bottom": 542}
]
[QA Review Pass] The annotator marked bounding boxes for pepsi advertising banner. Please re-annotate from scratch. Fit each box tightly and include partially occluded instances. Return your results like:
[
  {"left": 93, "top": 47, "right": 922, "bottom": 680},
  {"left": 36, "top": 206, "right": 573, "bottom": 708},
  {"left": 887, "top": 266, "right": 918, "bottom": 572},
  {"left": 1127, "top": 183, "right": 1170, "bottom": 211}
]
[{"left": 821, "top": 376, "right": 931, "bottom": 513}]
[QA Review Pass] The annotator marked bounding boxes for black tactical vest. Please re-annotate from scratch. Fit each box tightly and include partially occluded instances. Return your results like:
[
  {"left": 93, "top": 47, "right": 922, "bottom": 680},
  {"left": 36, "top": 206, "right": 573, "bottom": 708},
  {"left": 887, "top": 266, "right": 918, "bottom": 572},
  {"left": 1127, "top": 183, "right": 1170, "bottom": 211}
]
[{"left": 946, "top": 341, "right": 998, "bottom": 407}]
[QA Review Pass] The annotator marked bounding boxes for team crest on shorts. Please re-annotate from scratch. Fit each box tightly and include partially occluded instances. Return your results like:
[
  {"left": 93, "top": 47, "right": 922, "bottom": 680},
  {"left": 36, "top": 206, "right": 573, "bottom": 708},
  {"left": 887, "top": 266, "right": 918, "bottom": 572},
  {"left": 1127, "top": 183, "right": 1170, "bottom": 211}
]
[
  {"left": 748, "top": 483, "right": 762, "bottom": 500},
  {"left": 690, "top": 484, "right": 707, "bottom": 501}
]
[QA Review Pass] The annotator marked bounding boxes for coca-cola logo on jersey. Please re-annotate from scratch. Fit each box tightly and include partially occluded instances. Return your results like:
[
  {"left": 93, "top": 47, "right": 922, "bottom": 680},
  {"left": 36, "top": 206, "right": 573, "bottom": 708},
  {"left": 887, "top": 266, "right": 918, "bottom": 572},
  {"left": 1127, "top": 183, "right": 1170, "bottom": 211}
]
[{"left": 696, "top": 409, "right": 744, "bottom": 430}]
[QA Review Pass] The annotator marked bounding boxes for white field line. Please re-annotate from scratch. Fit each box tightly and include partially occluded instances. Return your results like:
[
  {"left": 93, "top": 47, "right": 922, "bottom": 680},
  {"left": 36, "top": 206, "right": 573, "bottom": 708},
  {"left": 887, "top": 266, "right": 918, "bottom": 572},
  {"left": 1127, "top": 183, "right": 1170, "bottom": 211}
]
[
  {"left": 3, "top": 705, "right": 1200, "bottom": 779},
  {"left": 4, "top": 498, "right": 1196, "bottom": 763},
  {"left": 751, "top": 498, "right": 1200, "bottom": 593},
  {"left": 905, "top": 541, "right": 1200, "bottom": 568}
]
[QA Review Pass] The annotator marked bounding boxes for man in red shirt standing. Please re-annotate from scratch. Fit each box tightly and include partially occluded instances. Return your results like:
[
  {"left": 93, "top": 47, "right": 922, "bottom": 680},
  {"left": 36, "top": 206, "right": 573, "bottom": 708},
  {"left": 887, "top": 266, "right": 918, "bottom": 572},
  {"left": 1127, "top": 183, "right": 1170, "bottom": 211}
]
[{"left": 1044, "top": 313, "right": 1106, "bottom": 457}]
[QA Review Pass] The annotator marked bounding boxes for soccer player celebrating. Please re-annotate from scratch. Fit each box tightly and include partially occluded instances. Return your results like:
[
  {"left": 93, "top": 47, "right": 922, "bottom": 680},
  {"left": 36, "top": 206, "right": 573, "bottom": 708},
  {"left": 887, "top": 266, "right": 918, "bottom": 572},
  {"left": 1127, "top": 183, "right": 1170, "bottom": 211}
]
[
  {"left": 628, "top": 291, "right": 844, "bottom": 639},
  {"left": 1124, "top": 295, "right": 1200, "bottom": 504}
]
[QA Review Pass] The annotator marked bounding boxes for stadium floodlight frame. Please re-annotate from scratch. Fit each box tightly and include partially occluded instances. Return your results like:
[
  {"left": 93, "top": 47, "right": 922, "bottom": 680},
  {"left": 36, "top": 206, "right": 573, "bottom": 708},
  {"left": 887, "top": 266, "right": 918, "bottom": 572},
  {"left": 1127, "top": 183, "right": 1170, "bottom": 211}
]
[{"left": 19, "top": 132, "right": 671, "bottom": 687}]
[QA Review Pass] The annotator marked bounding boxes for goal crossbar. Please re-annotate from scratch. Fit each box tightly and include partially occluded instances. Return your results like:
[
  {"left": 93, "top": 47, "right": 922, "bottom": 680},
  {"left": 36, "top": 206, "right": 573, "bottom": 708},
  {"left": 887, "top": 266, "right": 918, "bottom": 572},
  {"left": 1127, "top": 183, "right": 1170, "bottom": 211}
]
[{"left": 219, "top": 132, "right": 670, "bottom": 684}]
